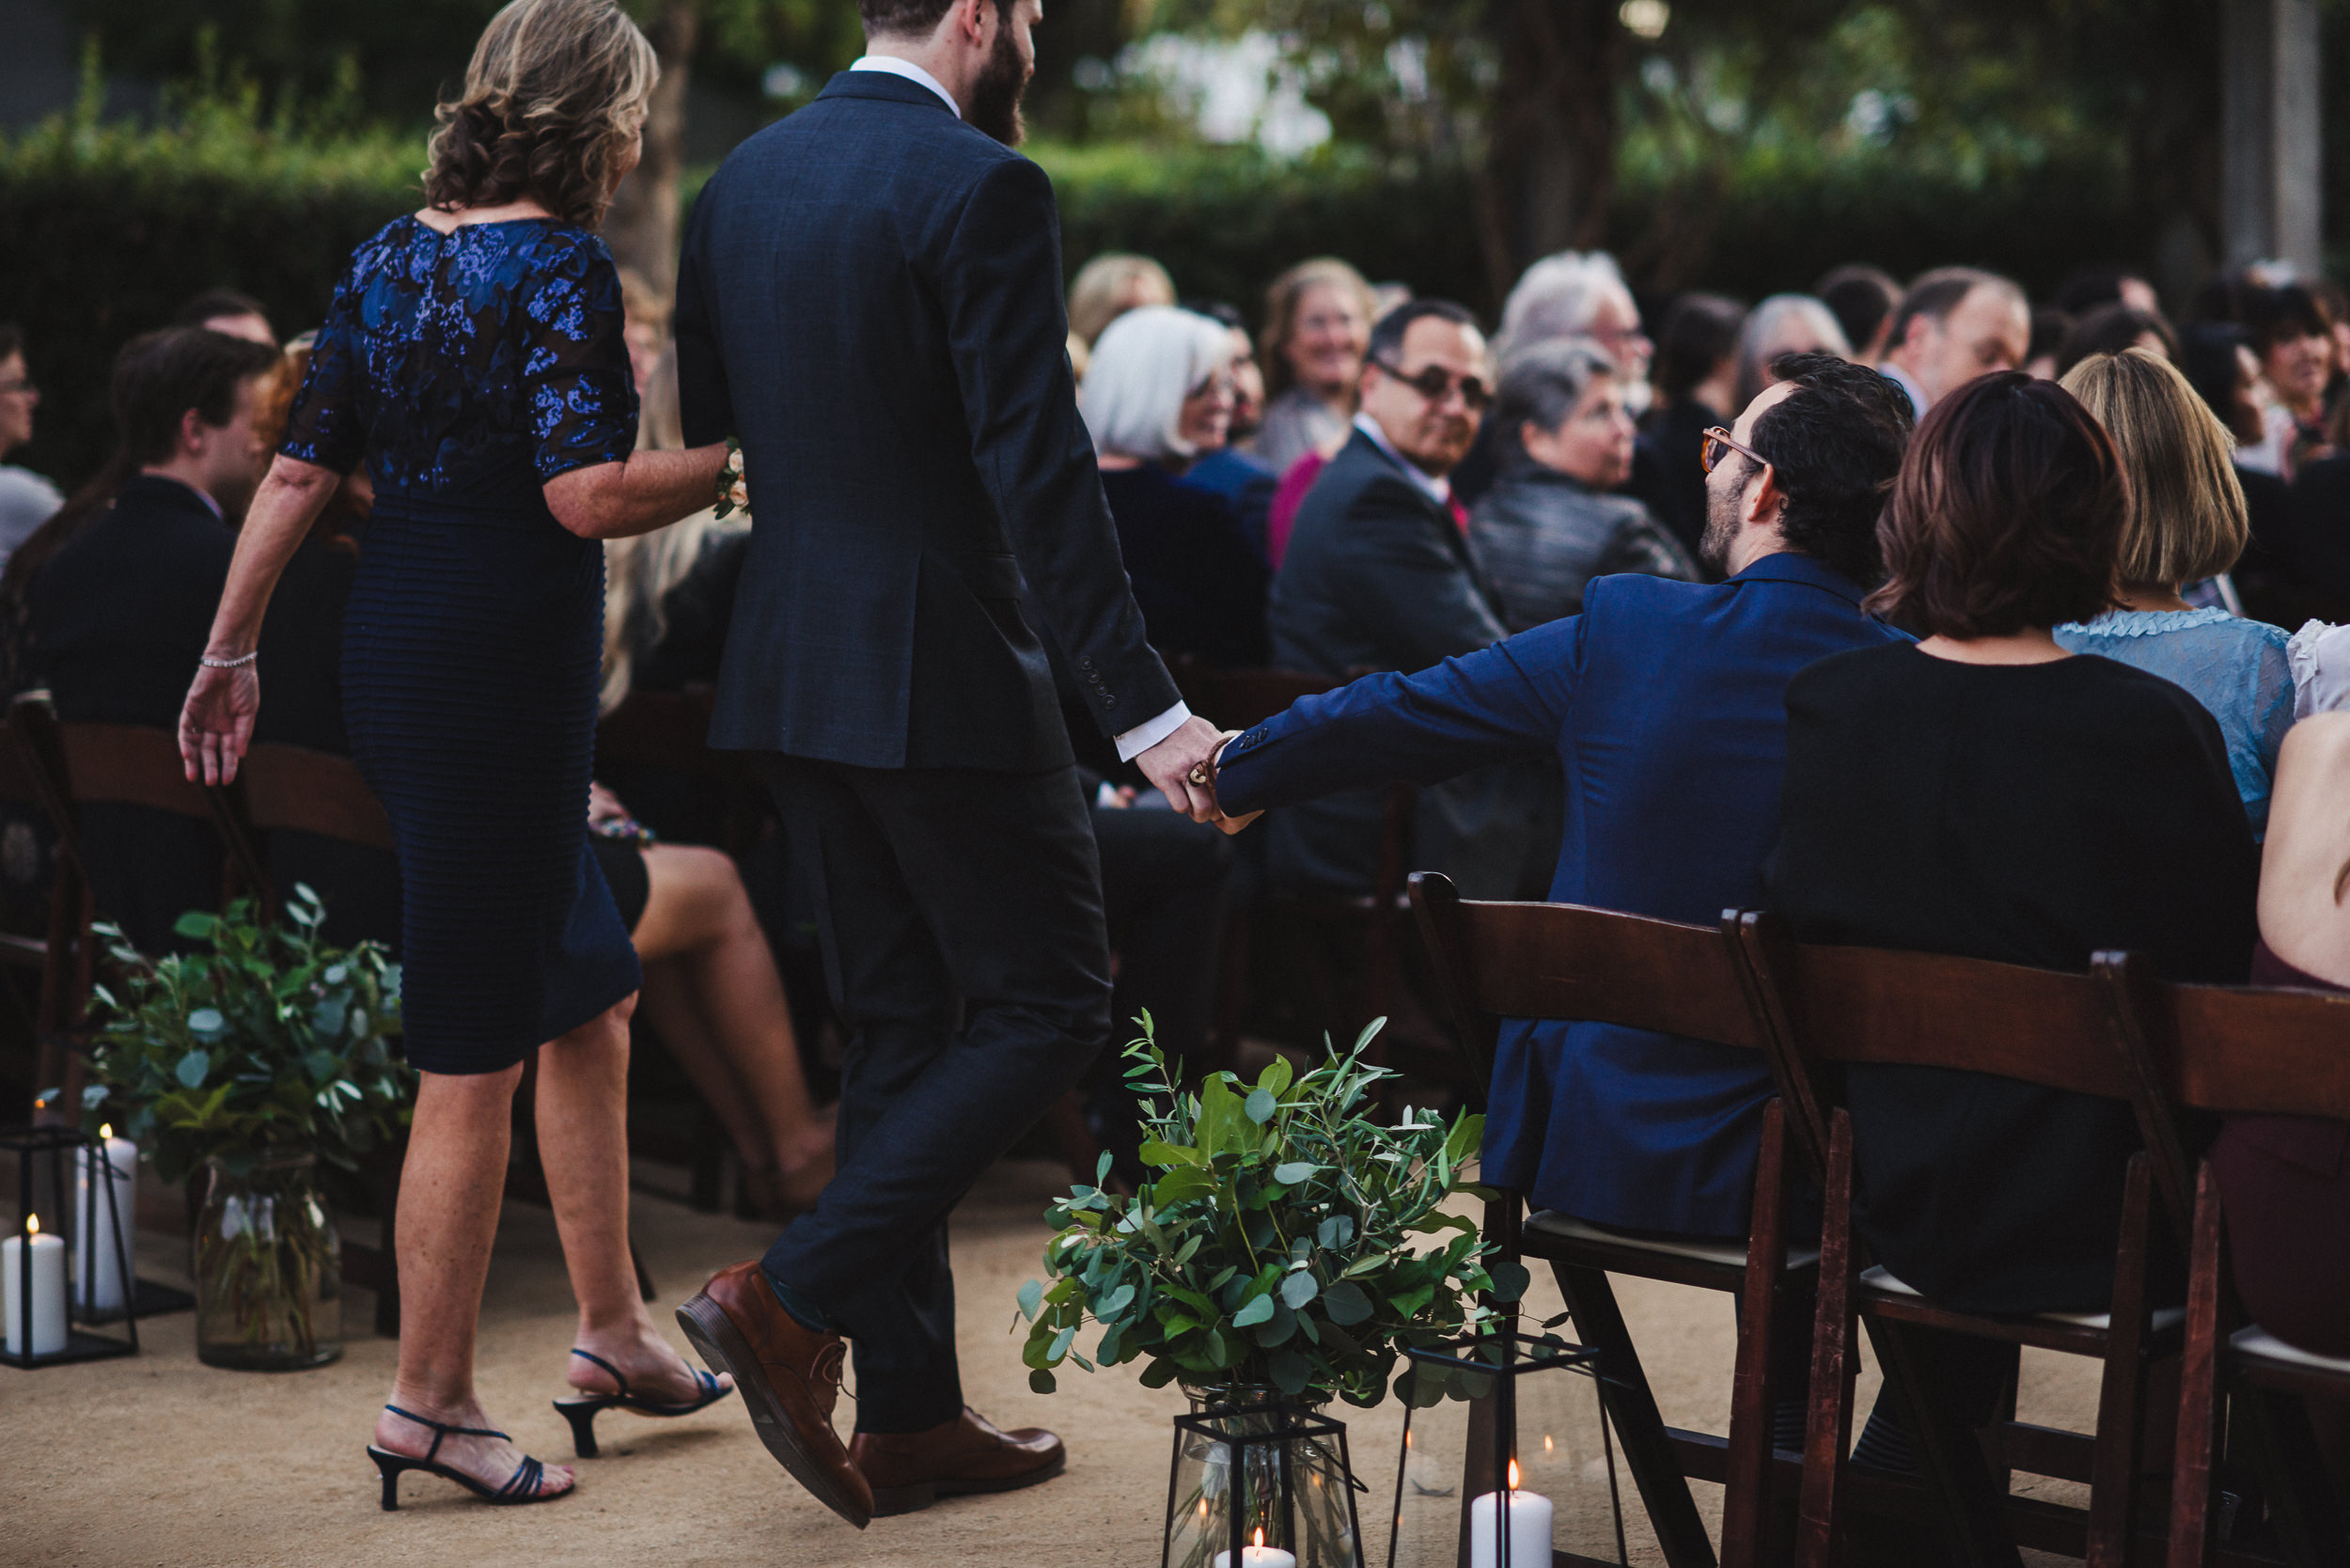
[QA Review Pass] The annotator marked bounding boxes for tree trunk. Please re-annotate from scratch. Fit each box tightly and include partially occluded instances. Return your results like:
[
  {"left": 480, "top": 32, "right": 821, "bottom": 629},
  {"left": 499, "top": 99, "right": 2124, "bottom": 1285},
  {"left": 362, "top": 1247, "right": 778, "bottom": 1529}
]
[
  {"left": 1482, "top": 0, "right": 1623, "bottom": 297},
  {"left": 603, "top": 0, "right": 699, "bottom": 302}
]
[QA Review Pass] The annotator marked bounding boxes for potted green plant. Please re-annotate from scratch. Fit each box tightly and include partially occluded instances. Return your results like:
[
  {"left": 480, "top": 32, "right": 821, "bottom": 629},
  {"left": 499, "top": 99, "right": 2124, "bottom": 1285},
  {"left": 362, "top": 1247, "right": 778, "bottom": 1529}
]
[
  {"left": 1015, "top": 1018, "right": 1528, "bottom": 1408},
  {"left": 72, "top": 886, "right": 409, "bottom": 1370}
]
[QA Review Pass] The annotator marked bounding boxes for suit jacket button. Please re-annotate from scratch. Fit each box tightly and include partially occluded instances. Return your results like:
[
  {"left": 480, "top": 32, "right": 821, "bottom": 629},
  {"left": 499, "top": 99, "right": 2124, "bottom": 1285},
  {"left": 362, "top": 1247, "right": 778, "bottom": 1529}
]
[
  {"left": 1104, "top": 695, "right": 1118, "bottom": 708},
  {"left": 1080, "top": 657, "right": 1096, "bottom": 671}
]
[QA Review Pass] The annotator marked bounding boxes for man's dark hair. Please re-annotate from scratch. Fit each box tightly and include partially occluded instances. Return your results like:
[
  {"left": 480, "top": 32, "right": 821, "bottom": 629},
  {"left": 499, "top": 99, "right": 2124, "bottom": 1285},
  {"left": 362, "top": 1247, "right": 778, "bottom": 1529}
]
[
  {"left": 172, "top": 288, "right": 271, "bottom": 333},
  {"left": 1814, "top": 264, "right": 1900, "bottom": 356},
  {"left": 2053, "top": 263, "right": 2151, "bottom": 317},
  {"left": 859, "top": 0, "right": 1004, "bottom": 36},
  {"left": 1366, "top": 299, "right": 1479, "bottom": 368},
  {"left": 2239, "top": 283, "right": 2334, "bottom": 354},
  {"left": 1654, "top": 292, "right": 1746, "bottom": 402},
  {"left": 0, "top": 323, "right": 20, "bottom": 365},
  {"left": 2029, "top": 306, "right": 2074, "bottom": 368},
  {"left": 2179, "top": 321, "right": 2253, "bottom": 428},
  {"left": 1742, "top": 351, "right": 1915, "bottom": 586},
  {"left": 114, "top": 327, "right": 283, "bottom": 466},
  {"left": 2054, "top": 304, "right": 2181, "bottom": 380},
  {"left": 1888, "top": 266, "right": 2017, "bottom": 352},
  {"left": 1866, "top": 371, "right": 2125, "bottom": 637}
]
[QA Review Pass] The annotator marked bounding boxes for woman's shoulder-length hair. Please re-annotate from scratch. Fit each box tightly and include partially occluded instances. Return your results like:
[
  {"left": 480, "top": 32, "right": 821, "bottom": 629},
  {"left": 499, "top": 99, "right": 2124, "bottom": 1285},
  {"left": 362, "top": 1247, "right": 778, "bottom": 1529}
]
[
  {"left": 1082, "top": 306, "right": 1234, "bottom": 463},
  {"left": 423, "top": 0, "right": 657, "bottom": 229},
  {"left": 2059, "top": 347, "right": 2248, "bottom": 590},
  {"left": 1866, "top": 371, "right": 2129, "bottom": 638}
]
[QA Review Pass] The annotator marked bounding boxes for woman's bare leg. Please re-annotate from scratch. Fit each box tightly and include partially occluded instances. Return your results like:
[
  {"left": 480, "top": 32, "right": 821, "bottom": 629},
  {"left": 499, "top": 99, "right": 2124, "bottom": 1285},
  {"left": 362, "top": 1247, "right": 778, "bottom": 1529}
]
[
  {"left": 534, "top": 994, "right": 719, "bottom": 1402},
  {"left": 633, "top": 844, "right": 834, "bottom": 1204},
  {"left": 372, "top": 1063, "right": 573, "bottom": 1496},
  {"left": 636, "top": 955, "right": 773, "bottom": 1167}
]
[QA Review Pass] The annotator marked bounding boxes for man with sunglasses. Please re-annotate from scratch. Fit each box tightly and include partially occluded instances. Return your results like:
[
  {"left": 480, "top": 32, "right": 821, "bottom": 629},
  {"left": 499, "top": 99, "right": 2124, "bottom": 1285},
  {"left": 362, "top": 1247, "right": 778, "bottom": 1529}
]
[
  {"left": 1263, "top": 299, "right": 1543, "bottom": 901},
  {"left": 1213, "top": 356, "right": 1913, "bottom": 1396}
]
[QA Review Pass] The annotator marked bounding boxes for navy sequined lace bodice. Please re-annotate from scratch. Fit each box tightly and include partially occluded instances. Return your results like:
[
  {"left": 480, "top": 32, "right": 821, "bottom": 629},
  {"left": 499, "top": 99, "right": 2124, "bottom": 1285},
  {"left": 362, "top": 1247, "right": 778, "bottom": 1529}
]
[{"left": 281, "top": 215, "right": 636, "bottom": 506}]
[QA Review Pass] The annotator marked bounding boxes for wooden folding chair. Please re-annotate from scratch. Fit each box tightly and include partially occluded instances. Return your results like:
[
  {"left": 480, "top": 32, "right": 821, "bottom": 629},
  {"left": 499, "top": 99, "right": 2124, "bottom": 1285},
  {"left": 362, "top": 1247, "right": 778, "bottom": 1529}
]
[
  {"left": 8, "top": 697, "right": 263, "bottom": 1121},
  {"left": 593, "top": 683, "right": 769, "bottom": 857},
  {"left": 1735, "top": 918, "right": 2201, "bottom": 1568},
  {"left": 1410, "top": 870, "right": 1821, "bottom": 1568},
  {"left": 1172, "top": 663, "right": 1418, "bottom": 1074},
  {"left": 2098, "top": 964, "right": 2350, "bottom": 1568},
  {"left": 0, "top": 698, "right": 77, "bottom": 1116}
]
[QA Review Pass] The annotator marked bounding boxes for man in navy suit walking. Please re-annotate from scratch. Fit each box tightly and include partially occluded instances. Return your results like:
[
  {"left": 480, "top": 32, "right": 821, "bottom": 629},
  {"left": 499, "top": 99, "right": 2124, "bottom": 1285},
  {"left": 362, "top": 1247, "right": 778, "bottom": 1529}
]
[
  {"left": 1214, "top": 353, "right": 1912, "bottom": 1244},
  {"left": 670, "top": 0, "right": 1223, "bottom": 1526}
]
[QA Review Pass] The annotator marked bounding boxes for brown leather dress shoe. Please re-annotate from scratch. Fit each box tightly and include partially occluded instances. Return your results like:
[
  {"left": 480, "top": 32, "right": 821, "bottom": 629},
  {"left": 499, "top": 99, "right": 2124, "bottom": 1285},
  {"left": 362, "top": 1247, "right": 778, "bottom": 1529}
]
[
  {"left": 677, "top": 1261, "right": 873, "bottom": 1528},
  {"left": 849, "top": 1406, "right": 1068, "bottom": 1516}
]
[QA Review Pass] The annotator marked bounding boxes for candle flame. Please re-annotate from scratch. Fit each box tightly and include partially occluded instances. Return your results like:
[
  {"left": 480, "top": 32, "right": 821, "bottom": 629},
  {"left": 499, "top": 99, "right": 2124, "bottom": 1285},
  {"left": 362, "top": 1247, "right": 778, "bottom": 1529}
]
[
  {"left": 1543, "top": 1434, "right": 1555, "bottom": 1453},
  {"left": 1508, "top": 1458, "right": 1521, "bottom": 1490},
  {"left": 1253, "top": 1529, "right": 1265, "bottom": 1548},
  {"left": 99, "top": 1123, "right": 112, "bottom": 1140},
  {"left": 25, "top": 1214, "right": 39, "bottom": 1236}
]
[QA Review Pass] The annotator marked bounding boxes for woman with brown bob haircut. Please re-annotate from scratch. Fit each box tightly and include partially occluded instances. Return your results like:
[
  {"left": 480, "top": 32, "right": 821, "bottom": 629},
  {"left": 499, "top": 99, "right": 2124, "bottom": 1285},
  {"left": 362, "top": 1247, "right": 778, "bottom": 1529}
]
[
  {"left": 1762, "top": 369, "right": 2259, "bottom": 1471},
  {"left": 180, "top": 0, "right": 735, "bottom": 1511},
  {"left": 2055, "top": 348, "right": 2294, "bottom": 836}
]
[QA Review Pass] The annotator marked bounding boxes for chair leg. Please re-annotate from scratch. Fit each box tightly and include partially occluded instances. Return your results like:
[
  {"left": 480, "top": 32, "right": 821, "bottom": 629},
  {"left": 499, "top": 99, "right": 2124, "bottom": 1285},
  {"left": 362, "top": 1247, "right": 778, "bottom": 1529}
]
[
  {"left": 1722, "top": 1100, "right": 1790, "bottom": 1568},
  {"left": 1552, "top": 1260, "right": 1719, "bottom": 1568},
  {"left": 373, "top": 1150, "right": 402, "bottom": 1338},
  {"left": 631, "top": 1240, "right": 656, "bottom": 1302},
  {"left": 2086, "top": 1155, "right": 2154, "bottom": 1568},
  {"left": 1798, "top": 1108, "right": 1860, "bottom": 1568},
  {"left": 2167, "top": 1164, "right": 2226, "bottom": 1568},
  {"left": 1864, "top": 1316, "right": 2025, "bottom": 1568},
  {"left": 2240, "top": 1386, "right": 2350, "bottom": 1568}
]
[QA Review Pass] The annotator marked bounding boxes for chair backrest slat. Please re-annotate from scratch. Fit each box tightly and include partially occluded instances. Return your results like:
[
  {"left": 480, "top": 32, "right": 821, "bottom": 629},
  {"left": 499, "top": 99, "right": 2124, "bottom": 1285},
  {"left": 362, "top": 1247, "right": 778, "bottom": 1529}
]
[
  {"left": 1169, "top": 665, "right": 1340, "bottom": 731},
  {"left": 55, "top": 721, "right": 218, "bottom": 821},
  {"left": 239, "top": 744, "right": 395, "bottom": 853},
  {"left": 1768, "top": 941, "right": 2124, "bottom": 1098},
  {"left": 2155, "top": 983, "right": 2350, "bottom": 1121},
  {"left": 596, "top": 686, "right": 720, "bottom": 774}
]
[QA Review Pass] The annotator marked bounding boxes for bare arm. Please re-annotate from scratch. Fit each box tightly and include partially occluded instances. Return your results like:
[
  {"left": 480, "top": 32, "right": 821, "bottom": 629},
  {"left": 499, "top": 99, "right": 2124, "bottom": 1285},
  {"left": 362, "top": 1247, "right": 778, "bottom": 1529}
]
[
  {"left": 177, "top": 455, "right": 340, "bottom": 784},
  {"left": 542, "top": 444, "right": 730, "bottom": 541}
]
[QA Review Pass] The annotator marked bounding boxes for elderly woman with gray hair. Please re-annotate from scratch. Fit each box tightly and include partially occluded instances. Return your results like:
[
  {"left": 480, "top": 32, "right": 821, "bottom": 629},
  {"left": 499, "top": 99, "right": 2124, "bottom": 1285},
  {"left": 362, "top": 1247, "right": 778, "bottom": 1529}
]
[
  {"left": 1469, "top": 337, "right": 1699, "bottom": 632},
  {"left": 1734, "top": 293, "right": 1852, "bottom": 409},
  {"left": 1082, "top": 306, "right": 1270, "bottom": 666}
]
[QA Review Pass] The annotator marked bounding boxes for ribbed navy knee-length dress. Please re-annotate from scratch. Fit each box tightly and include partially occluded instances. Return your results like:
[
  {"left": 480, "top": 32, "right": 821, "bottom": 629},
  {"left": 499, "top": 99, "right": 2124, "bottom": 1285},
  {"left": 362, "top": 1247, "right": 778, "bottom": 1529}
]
[{"left": 280, "top": 215, "right": 643, "bottom": 1074}]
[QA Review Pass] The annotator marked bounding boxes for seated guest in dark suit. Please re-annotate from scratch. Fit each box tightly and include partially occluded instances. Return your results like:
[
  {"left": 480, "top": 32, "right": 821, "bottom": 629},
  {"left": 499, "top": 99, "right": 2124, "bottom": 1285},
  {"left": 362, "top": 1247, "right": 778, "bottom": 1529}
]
[
  {"left": 23, "top": 327, "right": 286, "bottom": 952},
  {"left": 2216, "top": 713, "right": 2350, "bottom": 1368},
  {"left": 1081, "top": 306, "right": 1269, "bottom": 667},
  {"left": 1470, "top": 337, "right": 1698, "bottom": 631},
  {"left": 1267, "top": 299, "right": 1551, "bottom": 898},
  {"left": 1217, "top": 353, "right": 1913, "bottom": 1247},
  {"left": 1762, "top": 370, "right": 2257, "bottom": 1465}
]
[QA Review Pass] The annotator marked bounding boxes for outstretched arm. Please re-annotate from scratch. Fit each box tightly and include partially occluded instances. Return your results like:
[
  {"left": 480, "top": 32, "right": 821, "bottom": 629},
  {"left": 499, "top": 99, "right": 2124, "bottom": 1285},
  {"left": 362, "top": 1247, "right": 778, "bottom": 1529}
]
[
  {"left": 180, "top": 454, "right": 339, "bottom": 783},
  {"left": 543, "top": 446, "right": 730, "bottom": 541}
]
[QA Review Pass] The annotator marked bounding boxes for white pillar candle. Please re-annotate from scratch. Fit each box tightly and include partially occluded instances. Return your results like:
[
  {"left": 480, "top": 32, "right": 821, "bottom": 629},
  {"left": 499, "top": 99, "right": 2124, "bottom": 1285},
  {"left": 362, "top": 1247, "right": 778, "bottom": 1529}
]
[
  {"left": 4, "top": 1215, "right": 69, "bottom": 1356},
  {"left": 1468, "top": 1460, "right": 1554, "bottom": 1568},
  {"left": 1211, "top": 1529, "right": 1296, "bottom": 1568},
  {"left": 73, "top": 1128, "right": 136, "bottom": 1315}
]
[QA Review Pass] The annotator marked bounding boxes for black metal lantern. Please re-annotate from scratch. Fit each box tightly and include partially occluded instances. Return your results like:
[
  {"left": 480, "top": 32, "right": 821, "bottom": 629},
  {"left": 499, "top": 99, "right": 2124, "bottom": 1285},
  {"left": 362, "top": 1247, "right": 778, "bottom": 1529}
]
[
  {"left": 3, "top": 1124, "right": 146, "bottom": 1368},
  {"left": 1164, "top": 1399, "right": 1366, "bottom": 1568},
  {"left": 1387, "top": 1332, "right": 1627, "bottom": 1568}
]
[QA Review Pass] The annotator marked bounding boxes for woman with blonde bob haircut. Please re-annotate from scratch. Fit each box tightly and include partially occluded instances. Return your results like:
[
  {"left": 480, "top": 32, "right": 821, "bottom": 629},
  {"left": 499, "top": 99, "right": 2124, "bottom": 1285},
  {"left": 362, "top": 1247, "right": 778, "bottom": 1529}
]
[
  {"left": 180, "top": 0, "right": 736, "bottom": 1511},
  {"left": 1254, "top": 257, "right": 1380, "bottom": 472},
  {"left": 2056, "top": 347, "right": 2295, "bottom": 835}
]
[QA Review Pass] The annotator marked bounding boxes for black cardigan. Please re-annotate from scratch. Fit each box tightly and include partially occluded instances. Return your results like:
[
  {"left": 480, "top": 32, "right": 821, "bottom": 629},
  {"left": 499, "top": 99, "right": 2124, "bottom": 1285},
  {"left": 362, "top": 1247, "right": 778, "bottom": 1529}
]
[{"left": 1762, "top": 642, "right": 2258, "bottom": 1312}]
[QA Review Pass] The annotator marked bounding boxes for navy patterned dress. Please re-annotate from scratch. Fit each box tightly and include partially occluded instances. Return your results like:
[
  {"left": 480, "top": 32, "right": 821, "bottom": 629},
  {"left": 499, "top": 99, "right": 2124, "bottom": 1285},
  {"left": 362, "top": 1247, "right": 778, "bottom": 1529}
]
[{"left": 282, "top": 216, "right": 641, "bottom": 1074}]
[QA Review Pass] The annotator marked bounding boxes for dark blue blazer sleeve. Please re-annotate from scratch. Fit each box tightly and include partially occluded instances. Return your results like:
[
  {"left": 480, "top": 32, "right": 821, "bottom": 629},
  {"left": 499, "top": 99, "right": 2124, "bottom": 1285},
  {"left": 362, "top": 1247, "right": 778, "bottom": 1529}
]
[
  {"left": 943, "top": 158, "right": 1179, "bottom": 732},
  {"left": 673, "top": 191, "right": 730, "bottom": 449},
  {"left": 1215, "top": 617, "right": 1579, "bottom": 815}
]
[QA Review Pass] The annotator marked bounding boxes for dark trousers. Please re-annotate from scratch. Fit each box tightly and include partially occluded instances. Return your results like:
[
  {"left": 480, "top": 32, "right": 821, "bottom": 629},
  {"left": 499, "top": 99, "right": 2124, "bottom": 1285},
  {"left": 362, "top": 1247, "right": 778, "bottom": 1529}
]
[{"left": 753, "top": 755, "right": 1111, "bottom": 1433}]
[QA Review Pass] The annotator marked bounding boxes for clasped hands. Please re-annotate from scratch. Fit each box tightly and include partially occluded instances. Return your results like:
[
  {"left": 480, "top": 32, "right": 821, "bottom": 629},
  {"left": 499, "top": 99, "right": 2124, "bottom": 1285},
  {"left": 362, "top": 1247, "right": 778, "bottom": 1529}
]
[{"left": 1135, "top": 715, "right": 1261, "bottom": 835}]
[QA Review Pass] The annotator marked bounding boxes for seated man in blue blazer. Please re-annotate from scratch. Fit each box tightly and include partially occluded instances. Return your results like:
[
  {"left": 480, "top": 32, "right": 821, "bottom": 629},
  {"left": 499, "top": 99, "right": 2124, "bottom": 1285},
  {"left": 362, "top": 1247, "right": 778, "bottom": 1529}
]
[{"left": 1214, "top": 353, "right": 1913, "bottom": 1247}]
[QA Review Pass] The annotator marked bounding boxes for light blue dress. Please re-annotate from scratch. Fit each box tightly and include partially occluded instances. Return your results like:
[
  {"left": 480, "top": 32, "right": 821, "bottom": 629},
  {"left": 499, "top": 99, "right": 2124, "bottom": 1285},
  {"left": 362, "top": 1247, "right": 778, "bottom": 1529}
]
[{"left": 2054, "top": 608, "right": 2295, "bottom": 837}]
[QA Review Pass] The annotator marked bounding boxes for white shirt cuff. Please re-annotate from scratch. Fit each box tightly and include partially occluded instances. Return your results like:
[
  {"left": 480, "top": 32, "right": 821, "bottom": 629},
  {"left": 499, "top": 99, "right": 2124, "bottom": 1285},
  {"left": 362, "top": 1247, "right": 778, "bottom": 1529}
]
[{"left": 1113, "top": 701, "right": 1191, "bottom": 763}]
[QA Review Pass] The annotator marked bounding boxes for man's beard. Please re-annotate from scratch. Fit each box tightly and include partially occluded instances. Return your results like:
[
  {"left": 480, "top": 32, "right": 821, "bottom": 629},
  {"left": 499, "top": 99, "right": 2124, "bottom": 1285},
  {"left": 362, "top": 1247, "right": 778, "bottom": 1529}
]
[
  {"left": 1698, "top": 467, "right": 1744, "bottom": 572},
  {"left": 966, "top": 22, "right": 1031, "bottom": 147}
]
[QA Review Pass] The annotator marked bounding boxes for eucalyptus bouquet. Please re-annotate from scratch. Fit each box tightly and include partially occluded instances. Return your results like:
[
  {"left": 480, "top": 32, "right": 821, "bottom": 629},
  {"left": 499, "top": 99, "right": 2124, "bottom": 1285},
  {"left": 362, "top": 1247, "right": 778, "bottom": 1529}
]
[
  {"left": 1016, "top": 1018, "right": 1528, "bottom": 1408},
  {"left": 74, "top": 886, "right": 409, "bottom": 1183}
]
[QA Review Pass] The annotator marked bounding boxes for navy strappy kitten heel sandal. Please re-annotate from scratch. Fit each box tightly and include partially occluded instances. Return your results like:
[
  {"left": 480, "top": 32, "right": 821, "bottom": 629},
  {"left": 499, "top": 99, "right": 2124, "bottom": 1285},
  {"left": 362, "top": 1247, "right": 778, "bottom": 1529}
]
[
  {"left": 553, "top": 1347, "right": 734, "bottom": 1457},
  {"left": 366, "top": 1403, "right": 571, "bottom": 1511}
]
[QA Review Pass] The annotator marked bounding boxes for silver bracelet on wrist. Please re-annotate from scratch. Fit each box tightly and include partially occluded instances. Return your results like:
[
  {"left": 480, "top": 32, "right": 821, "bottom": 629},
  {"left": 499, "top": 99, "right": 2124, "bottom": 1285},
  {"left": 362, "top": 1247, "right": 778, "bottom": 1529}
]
[{"left": 199, "top": 651, "right": 258, "bottom": 670}]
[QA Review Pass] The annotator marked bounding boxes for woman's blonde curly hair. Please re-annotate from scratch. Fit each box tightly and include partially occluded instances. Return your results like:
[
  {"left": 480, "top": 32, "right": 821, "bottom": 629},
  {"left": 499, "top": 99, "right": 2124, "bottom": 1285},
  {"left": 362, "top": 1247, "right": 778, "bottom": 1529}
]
[{"left": 424, "top": 0, "right": 657, "bottom": 229}]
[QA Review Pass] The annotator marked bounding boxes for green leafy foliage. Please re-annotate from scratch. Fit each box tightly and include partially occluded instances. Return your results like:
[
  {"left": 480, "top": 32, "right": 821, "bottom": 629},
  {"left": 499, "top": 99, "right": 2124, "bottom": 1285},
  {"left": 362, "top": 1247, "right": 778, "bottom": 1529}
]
[
  {"left": 72, "top": 887, "right": 410, "bottom": 1185},
  {"left": 1014, "top": 1016, "right": 1518, "bottom": 1409}
]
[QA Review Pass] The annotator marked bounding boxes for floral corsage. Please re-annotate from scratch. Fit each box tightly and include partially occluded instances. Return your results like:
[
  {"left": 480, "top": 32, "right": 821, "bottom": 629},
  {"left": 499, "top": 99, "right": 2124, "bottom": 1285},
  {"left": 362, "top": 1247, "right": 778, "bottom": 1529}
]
[{"left": 713, "top": 438, "right": 748, "bottom": 520}]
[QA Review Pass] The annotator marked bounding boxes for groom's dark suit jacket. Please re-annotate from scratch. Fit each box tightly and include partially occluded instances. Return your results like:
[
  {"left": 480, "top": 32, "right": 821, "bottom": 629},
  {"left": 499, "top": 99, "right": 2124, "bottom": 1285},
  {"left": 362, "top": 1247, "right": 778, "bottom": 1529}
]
[{"left": 674, "top": 71, "right": 1176, "bottom": 770}]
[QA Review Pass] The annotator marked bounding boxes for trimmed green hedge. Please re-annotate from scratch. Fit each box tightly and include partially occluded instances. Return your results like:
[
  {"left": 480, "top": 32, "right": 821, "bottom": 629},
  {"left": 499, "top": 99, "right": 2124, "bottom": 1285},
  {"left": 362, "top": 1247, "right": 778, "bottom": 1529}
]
[{"left": 4, "top": 105, "right": 2147, "bottom": 489}]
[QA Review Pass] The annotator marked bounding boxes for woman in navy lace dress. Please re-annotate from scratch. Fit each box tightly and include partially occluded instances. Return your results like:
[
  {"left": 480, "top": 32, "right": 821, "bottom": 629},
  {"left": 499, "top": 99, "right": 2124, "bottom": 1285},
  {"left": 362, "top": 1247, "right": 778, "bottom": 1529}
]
[{"left": 180, "top": 0, "right": 730, "bottom": 1508}]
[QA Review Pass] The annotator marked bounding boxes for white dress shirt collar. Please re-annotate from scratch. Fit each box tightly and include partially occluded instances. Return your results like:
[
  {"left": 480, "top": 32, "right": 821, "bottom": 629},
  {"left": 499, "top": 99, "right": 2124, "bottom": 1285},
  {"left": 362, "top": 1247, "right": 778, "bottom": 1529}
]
[
  {"left": 1352, "top": 412, "right": 1451, "bottom": 507},
  {"left": 848, "top": 55, "right": 962, "bottom": 119}
]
